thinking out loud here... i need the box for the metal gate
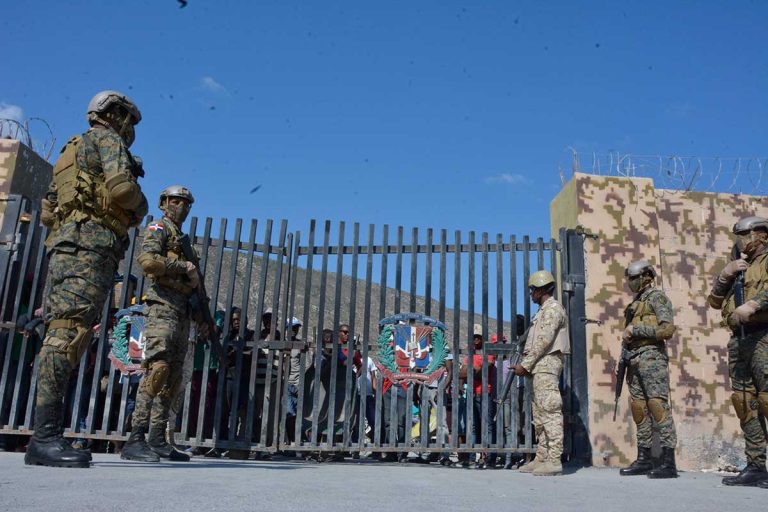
[0,197,588,461]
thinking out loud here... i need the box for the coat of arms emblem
[373,313,448,391]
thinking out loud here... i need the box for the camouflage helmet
[158,185,194,208]
[625,259,656,278]
[86,90,141,124]
[528,270,555,288]
[732,216,768,235]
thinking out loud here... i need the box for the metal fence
[0,199,588,460]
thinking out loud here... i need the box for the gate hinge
[562,274,585,292]
[574,225,599,239]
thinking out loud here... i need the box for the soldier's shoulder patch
[147,222,165,232]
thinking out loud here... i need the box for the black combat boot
[121,428,160,462]
[619,446,653,476]
[147,428,190,462]
[647,447,678,479]
[25,406,90,468]
[722,463,768,486]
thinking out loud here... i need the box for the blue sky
[2,0,767,243]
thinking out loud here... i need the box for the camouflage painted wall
[0,139,51,225]
[551,172,768,470]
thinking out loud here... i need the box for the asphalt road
[0,453,765,512]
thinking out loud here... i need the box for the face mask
[163,200,191,225]
[736,231,767,259]
[628,276,643,293]
[120,121,136,148]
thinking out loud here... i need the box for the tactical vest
[624,289,666,349]
[50,135,133,238]
[722,252,768,327]
[528,299,570,355]
[153,220,195,297]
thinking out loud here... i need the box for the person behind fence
[619,260,679,479]
[458,326,496,469]
[512,270,568,476]
[121,185,203,463]
[26,91,146,469]
[708,216,768,488]
[286,317,303,444]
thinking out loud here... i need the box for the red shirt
[464,354,496,394]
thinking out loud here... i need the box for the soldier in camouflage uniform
[709,216,768,488]
[26,91,147,468]
[121,186,202,463]
[512,270,569,476]
[619,260,678,479]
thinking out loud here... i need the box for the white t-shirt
[355,357,377,396]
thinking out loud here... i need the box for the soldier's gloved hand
[730,300,760,327]
[720,259,749,281]
[185,261,200,288]
[622,326,634,343]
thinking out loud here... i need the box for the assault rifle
[492,327,530,421]
[178,234,226,367]
[734,269,746,340]
[613,347,630,421]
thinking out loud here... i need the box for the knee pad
[731,391,758,423]
[758,392,768,418]
[630,399,647,425]
[144,361,170,398]
[647,398,669,423]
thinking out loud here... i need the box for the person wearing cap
[512,270,569,476]
[709,216,768,487]
[286,317,304,444]
[619,260,678,479]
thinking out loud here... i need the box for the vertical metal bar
[99,227,138,433]
[495,233,505,450]
[276,232,295,449]
[179,218,199,441]
[246,219,273,446]
[425,229,433,317]
[7,211,42,428]
[537,236,544,272]
[260,220,287,449]
[480,232,489,448]
[212,219,241,445]
[358,224,374,451]
[451,230,461,449]
[14,219,47,430]
[296,221,316,447]
[310,221,331,446]
[522,235,533,450]
[24,225,50,429]
[206,217,228,443]
[378,226,389,323]
[374,225,388,450]
[465,231,475,449]
[343,223,359,448]
[325,222,344,449]
[409,227,418,313]
[394,226,403,314]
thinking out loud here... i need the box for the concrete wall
[551,172,768,470]
[0,139,52,224]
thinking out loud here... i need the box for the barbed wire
[0,117,56,161]
[565,149,768,195]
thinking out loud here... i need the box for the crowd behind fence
[0,207,581,465]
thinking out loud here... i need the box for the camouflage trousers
[531,353,564,463]
[728,329,768,466]
[627,347,677,449]
[131,300,190,435]
[35,246,117,435]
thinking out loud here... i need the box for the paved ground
[0,453,765,512]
